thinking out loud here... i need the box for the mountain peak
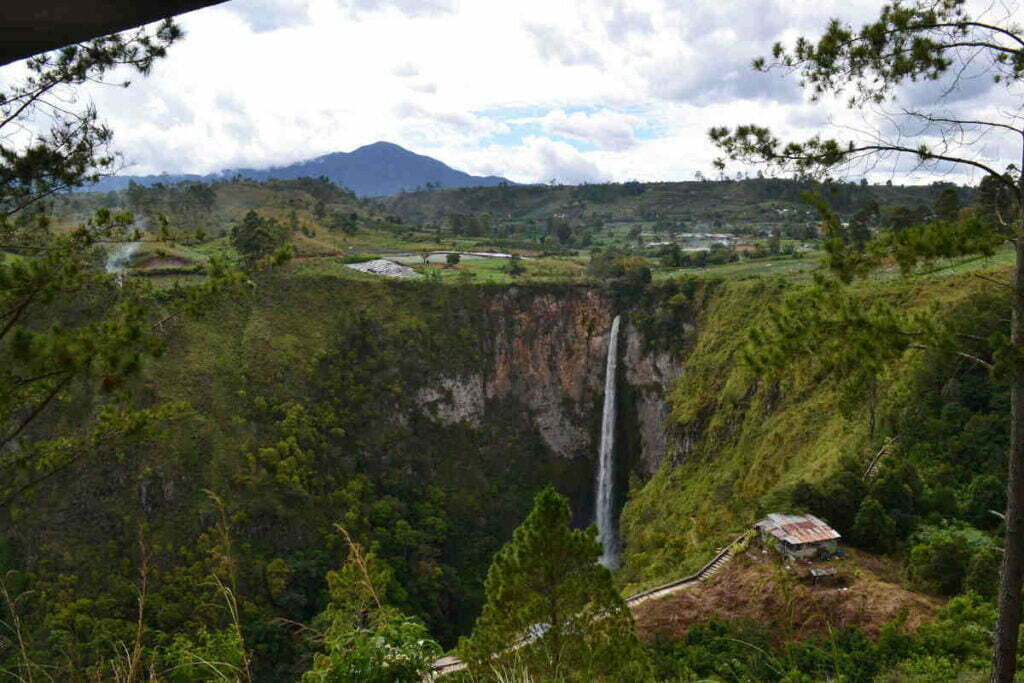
[86,141,514,197]
[355,141,409,153]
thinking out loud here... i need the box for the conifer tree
[709,2,1024,678]
[0,23,251,509]
[457,486,649,681]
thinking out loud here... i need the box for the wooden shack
[755,513,840,560]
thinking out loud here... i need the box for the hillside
[85,141,513,197]
[374,176,975,236]
[54,174,991,293]
[633,548,940,643]
[3,250,1011,679]
[5,173,1014,680]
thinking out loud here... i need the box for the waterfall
[596,315,621,569]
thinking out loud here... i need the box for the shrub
[851,497,900,553]
[908,524,994,596]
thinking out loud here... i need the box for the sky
[2,0,1021,185]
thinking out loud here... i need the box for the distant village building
[755,513,840,560]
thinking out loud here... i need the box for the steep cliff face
[623,321,686,474]
[415,286,683,471]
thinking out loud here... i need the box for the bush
[231,210,288,265]
[961,474,1005,530]
[908,524,994,596]
[851,497,900,553]
[964,545,1001,599]
[504,254,525,277]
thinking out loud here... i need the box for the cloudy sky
[4,0,1021,185]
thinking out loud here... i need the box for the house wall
[783,539,838,559]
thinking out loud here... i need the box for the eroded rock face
[415,287,684,472]
[623,322,686,474]
[486,287,612,459]
[416,376,487,427]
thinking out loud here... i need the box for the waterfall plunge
[596,315,621,569]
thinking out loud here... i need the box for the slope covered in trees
[1,253,1016,679]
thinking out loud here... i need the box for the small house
[755,513,840,560]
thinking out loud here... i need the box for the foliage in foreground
[301,529,441,682]
[648,594,1000,683]
[458,487,650,681]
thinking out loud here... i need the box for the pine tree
[457,487,649,681]
[0,23,254,511]
[935,187,962,222]
[230,210,289,268]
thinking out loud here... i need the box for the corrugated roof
[755,513,841,545]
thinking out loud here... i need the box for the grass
[618,267,1001,592]
[655,252,824,283]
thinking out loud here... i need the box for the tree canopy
[457,486,648,680]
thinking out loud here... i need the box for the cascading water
[596,314,621,569]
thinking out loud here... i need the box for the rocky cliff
[414,286,683,474]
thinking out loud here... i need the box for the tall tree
[935,186,962,222]
[847,198,880,249]
[457,487,648,681]
[0,22,195,509]
[230,210,290,268]
[0,24,256,511]
[709,2,1024,678]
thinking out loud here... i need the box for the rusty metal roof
[755,513,841,545]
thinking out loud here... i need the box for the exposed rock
[624,322,684,474]
[414,288,684,472]
[486,288,611,459]
[416,375,486,426]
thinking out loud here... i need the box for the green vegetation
[647,595,1001,682]
[8,3,1024,676]
[1,276,611,679]
[302,529,441,682]
[711,0,1024,674]
[457,487,648,681]
[230,209,293,268]
[48,164,989,292]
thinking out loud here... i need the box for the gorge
[3,264,1006,679]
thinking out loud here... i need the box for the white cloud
[343,0,457,18]
[1,0,1016,184]
[532,109,643,151]
[393,101,510,139]
[228,0,311,31]
[392,62,419,77]
[524,23,604,68]
[451,137,609,185]
[605,1,653,42]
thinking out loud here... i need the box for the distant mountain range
[86,141,513,197]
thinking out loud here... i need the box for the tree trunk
[992,236,1024,682]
